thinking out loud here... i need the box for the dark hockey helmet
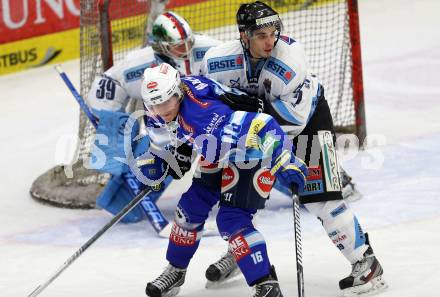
[236,1,283,37]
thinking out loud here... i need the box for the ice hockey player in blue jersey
[86,11,220,224]
[198,2,387,296]
[140,63,307,297]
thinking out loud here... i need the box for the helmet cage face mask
[151,12,195,60]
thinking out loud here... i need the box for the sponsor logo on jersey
[204,112,226,134]
[229,234,251,261]
[279,35,295,45]
[221,165,239,193]
[181,82,210,108]
[253,168,275,198]
[245,118,267,149]
[302,180,324,196]
[207,54,244,73]
[330,203,347,218]
[260,133,280,155]
[264,57,295,85]
[123,61,157,82]
[193,46,210,62]
[178,115,194,134]
[170,223,198,246]
[307,166,322,181]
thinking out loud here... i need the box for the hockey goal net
[30,0,365,208]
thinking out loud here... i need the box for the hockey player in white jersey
[199,2,387,296]
[86,11,220,223]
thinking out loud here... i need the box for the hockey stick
[27,187,153,297]
[54,65,170,235]
[293,195,305,297]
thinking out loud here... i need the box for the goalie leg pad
[304,200,368,263]
[96,175,144,223]
[217,206,271,286]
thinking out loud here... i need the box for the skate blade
[342,185,363,202]
[341,275,388,297]
[161,286,181,297]
[205,268,242,289]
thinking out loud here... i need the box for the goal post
[30,0,366,208]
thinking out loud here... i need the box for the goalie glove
[219,92,265,113]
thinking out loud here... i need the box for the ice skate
[339,235,388,297]
[341,170,363,202]
[146,264,186,297]
[205,250,241,288]
[252,266,283,297]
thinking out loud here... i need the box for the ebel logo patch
[264,57,295,84]
[279,35,295,45]
[123,61,157,82]
[208,54,244,73]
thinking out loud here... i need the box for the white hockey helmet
[141,63,183,111]
[151,11,195,59]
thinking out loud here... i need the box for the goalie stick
[27,187,153,297]
[54,65,170,236]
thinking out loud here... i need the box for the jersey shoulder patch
[264,56,296,85]
[279,35,296,45]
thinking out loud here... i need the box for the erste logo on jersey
[264,57,295,85]
[193,46,210,62]
[207,54,244,73]
[123,61,157,82]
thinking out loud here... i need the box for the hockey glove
[166,142,194,179]
[275,156,308,195]
[219,92,265,113]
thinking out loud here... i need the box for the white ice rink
[1,0,439,296]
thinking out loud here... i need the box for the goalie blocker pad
[293,97,343,204]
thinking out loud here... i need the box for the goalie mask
[141,63,183,126]
[151,11,195,60]
[236,1,283,48]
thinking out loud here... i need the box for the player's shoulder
[191,34,221,62]
[264,35,308,84]
[272,35,307,66]
[193,33,221,47]
[107,46,157,83]
[203,40,242,58]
